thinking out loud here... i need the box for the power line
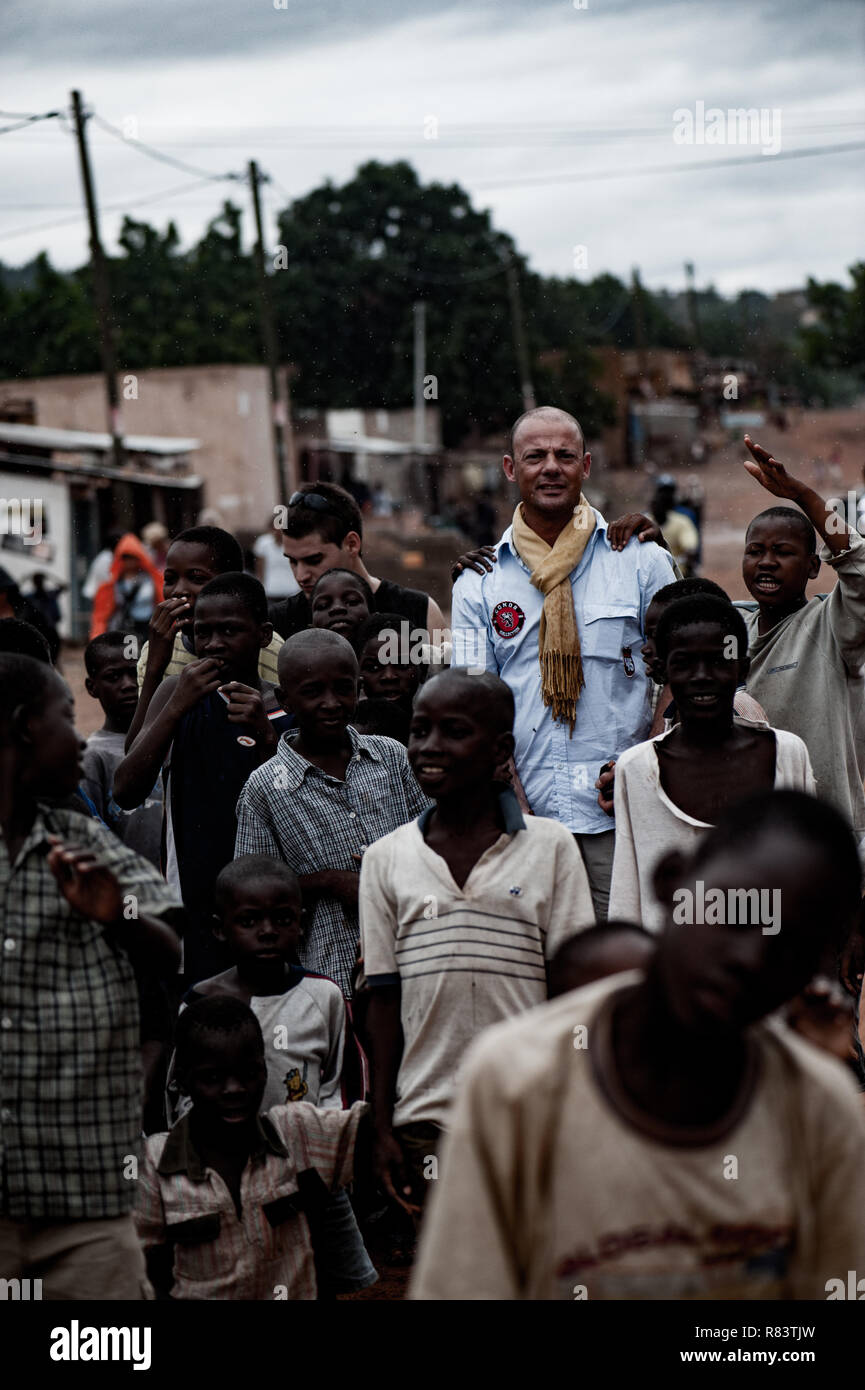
[0,109,61,136]
[0,176,219,244]
[89,111,244,183]
[474,139,865,191]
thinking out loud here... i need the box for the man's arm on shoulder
[450,569,498,674]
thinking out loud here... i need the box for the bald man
[450,406,676,919]
[234,628,429,995]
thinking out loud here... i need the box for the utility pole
[504,258,536,413]
[249,160,290,504]
[684,261,701,350]
[413,301,426,449]
[70,90,123,471]
[631,267,648,380]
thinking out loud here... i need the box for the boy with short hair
[116,573,292,982]
[412,790,865,1300]
[609,594,814,929]
[356,611,424,711]
[360,668,594,1221]
[547,921,654,998]
[129,525,285,749]
[135,997,368,1300]
[310,568,373,647]
[235,628,429,998]
[739,434,865,843]
[0,653,181,1299]
[81,631,163,865]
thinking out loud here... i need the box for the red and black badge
[492,601,526,639]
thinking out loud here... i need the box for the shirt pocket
[580,602,643,663]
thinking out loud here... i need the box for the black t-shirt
[269,577,430,641]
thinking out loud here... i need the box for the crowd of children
[3,423,865,1304]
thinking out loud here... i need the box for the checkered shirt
[234,728,430,996]
[0,805,181,1220]
[135,1102,366,1300]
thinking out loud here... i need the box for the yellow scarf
[511,499,596,734]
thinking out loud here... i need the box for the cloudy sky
[1,0,863,295]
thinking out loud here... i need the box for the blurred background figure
[23,571,67,657]
[0,567,60,662]
[253,517,301,601]
[142,521,170,574]
[81,527,124,603]
[651,475,700,576]
[89,532,164,640]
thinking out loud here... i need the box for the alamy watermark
[672,102,782,157]
[673,880,780,935]
[0,497,43,545]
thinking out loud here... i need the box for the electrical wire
[89,111,244,183]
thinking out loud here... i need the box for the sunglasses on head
[288,491,339,516]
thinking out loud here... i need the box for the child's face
[311,574,371,642]
[119,552,142,578]
[181,1029,267,1131]
[359,634,420,703]
[281,647,358,741]
[85,652,139,728]
[193,595,269,680]
[641,598,664,680]
[408,681,510,799]
[163,542,221,634]
[742,517,818,608]
[662,622,741,724]
[217,879,302,963]
[655,832,834,1037]
[23,675,86,798]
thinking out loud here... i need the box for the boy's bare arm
[125,597,192,752]
[743,434,851,557]
[115,660,222,809]
[365,983,419,1215]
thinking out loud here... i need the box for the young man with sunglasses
[268,483,447,645]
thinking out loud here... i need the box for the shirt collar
[275,723,382,790]
[157,1110,288,1179]
[416,785,526,836]
[499,507,608,562]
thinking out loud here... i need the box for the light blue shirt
[450,511,676,835]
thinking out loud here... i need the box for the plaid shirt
[135,1102,366,1300]
[0,805,181,1220]
[235,728,430,995]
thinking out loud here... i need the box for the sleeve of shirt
[317,986,347,1109]
[72,814,180,919]
[279,1100,367,1192]
[774,730,817,796]
[608,755,644,926]
[358,839,400,984]
[450,572,499,674]
[79,746,111,824]
[397,748,432,818]
[543,826,595,957]
[637,542,679,630]
[819,529,865,670]
[133,1141,168,1249]
[234,779,283,859]
[799,1063,865,1297]
[410,1032,522,1300]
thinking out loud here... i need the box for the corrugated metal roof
[0,422,201,455]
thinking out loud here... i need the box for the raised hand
[742,436,805,501]
[46,837,123,924]
[218,682,277,748]
[146,595,192,671]
[169,658,224,715]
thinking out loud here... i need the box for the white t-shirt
[609,727,816,930]
[411,973,865,1300]
[254,532,300,599]
[359,804,594,1127]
